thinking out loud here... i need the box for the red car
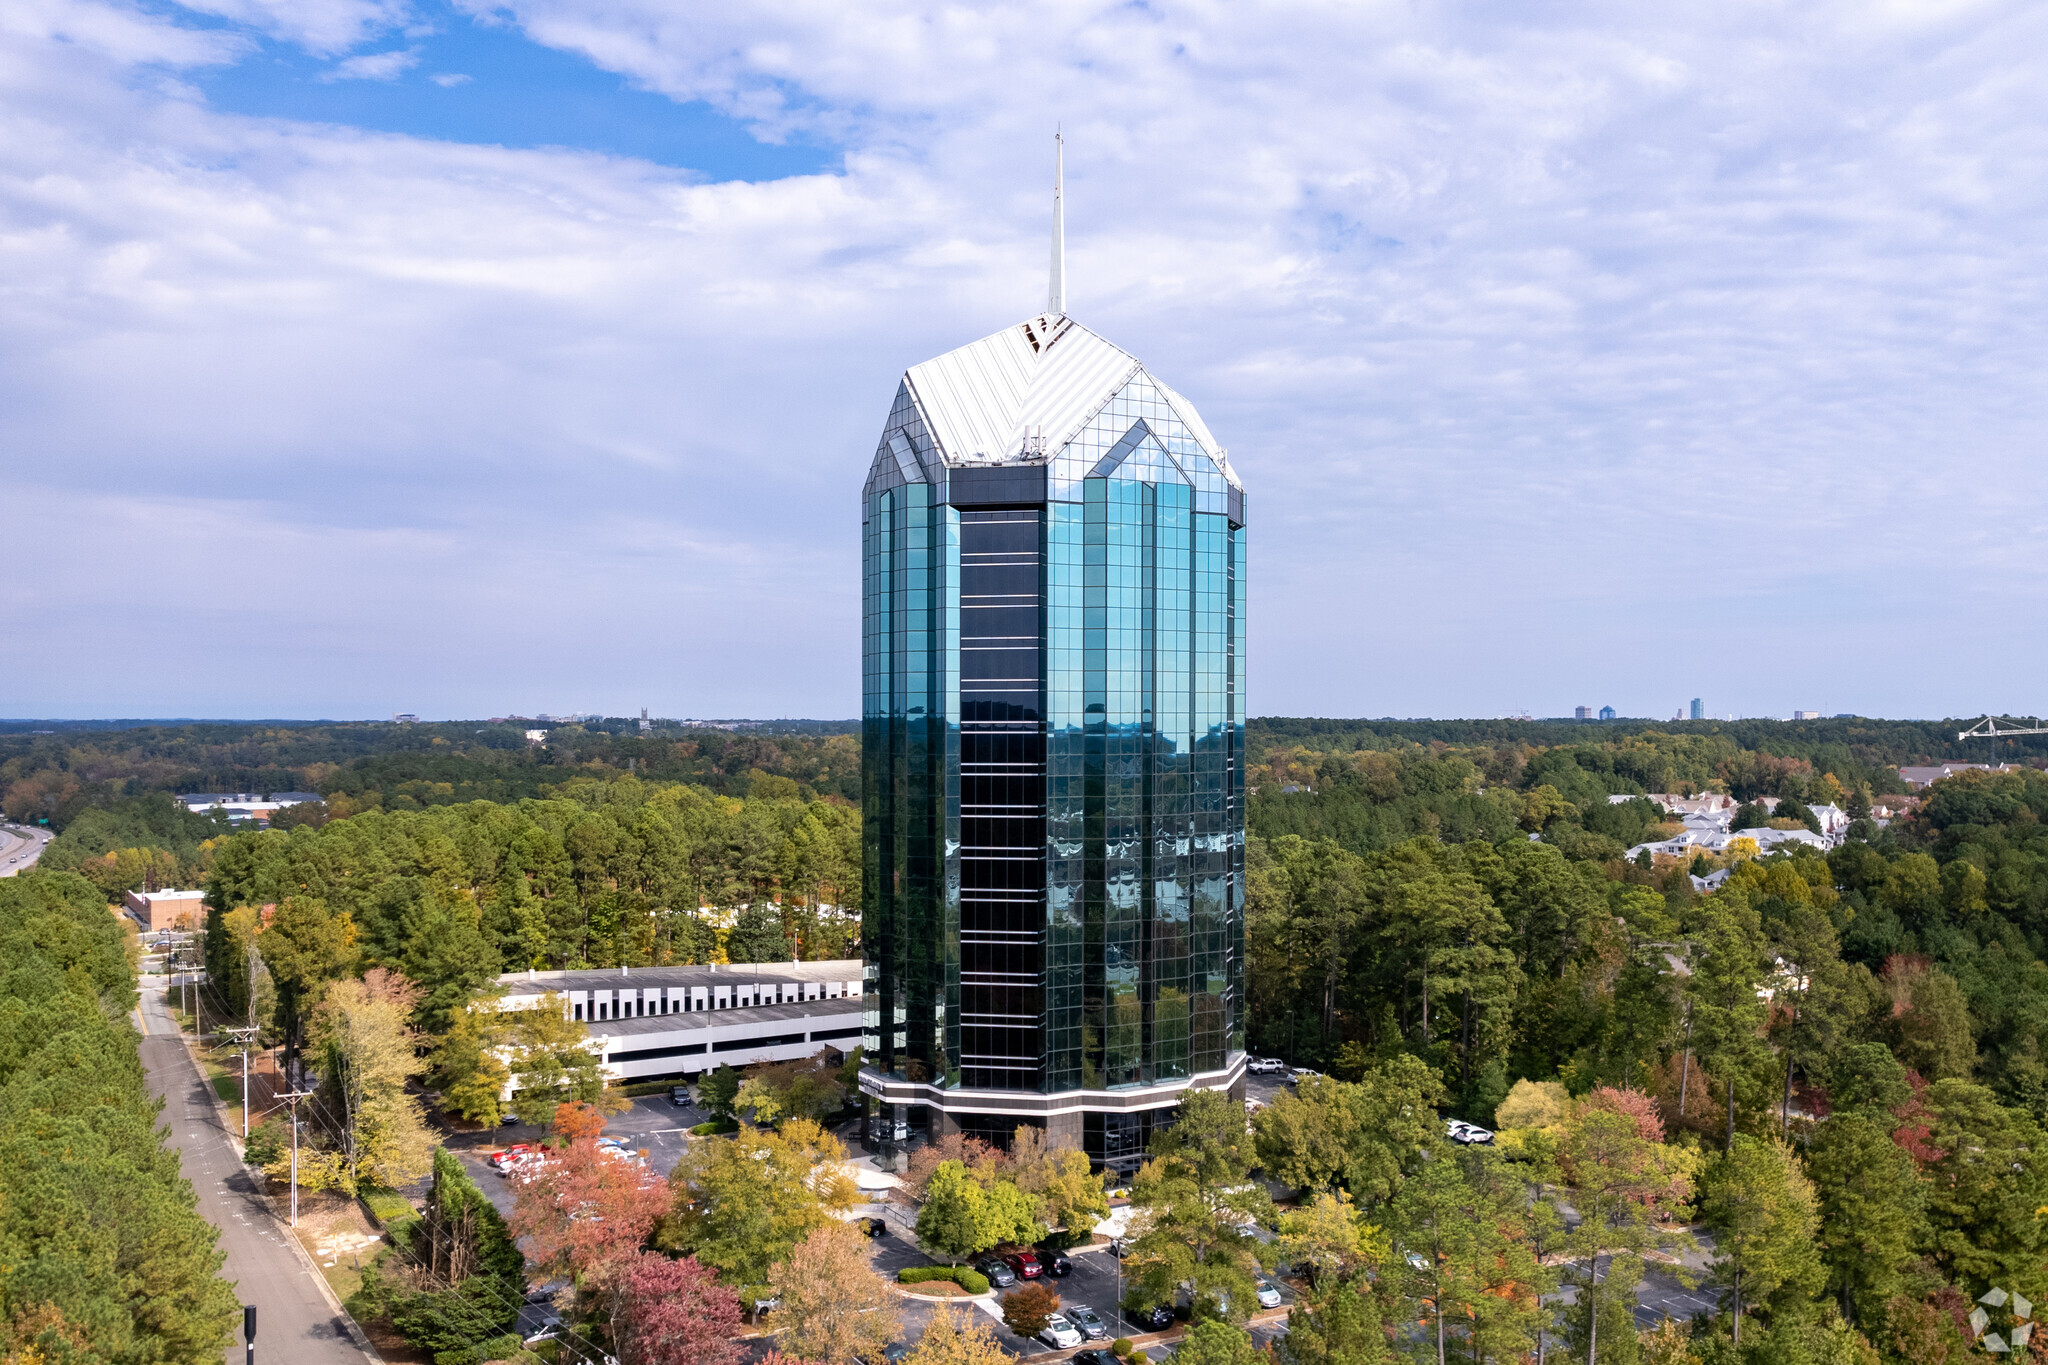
[1002,1251,1043,1279]
[488,1144,533,1172]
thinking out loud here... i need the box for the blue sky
[4,0,2048,722]
[152,0,832,178]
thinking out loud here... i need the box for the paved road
[137,985,374,1365]
[0,823,51,877]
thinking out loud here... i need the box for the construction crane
[1958,716,2048,742]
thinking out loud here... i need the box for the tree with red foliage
[1582,1086,1664,1143]
[1000,1281,1061,1337]
[618,1252,743,1365]
[510,1122,674,1300]
[554,1101,609,1142]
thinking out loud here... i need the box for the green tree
[1176,1319,1261,1365]
[1390,1151,1547,1365]
[1272,1274,1394,1365]
[0,871,241,1365]
[1699,1136,1824,1348]
[257,894,357,1063]
[1826,1043,1910,1117]
[397,890,502,1033]
[1273,1190,1379,1284]
[432,994,511,1126]
[1683,897,1771,1150]
[698,1064,742,1122]
[660,1119,858,1286]
[913,1161,1038,1263]
[1801,1114,1923,1328]
[1384,867,1521,1101]
[1883,963,1975,1081]
[1125,1088,1270,1325]
[1555,1106,1693,1365]
[1917,1079,2048,1299]
[916,1161,989,1264]
[505,992,617,1123]
[1252,1057,1446,1203]
[732,1055,846,1125]
[727,901,792,963]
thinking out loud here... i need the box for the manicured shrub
[433,1333,523,1365]
[896,1266,990,1294]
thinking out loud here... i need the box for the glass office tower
[860,311,1246,1170]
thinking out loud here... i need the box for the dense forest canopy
[12,712,2048,1362]
[6,712,2040,836]
[0,718,862,828]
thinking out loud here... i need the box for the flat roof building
[123,888,205,933]
[495,961,864,1084]
[179,793,320,824]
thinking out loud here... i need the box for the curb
[170,1005,384,1365]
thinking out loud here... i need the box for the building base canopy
[857,1056,1246,1172]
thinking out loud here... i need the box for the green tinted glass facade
[862,348,1245,1151]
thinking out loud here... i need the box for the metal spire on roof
[1049,128,1066,317]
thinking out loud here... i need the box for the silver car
[1255,1279,1283,1309]
[1067,1305,1110,1340]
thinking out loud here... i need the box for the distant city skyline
[6,3,2048,721]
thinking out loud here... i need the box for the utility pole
[280,1090,314,1226]
[222,1026,259,1141]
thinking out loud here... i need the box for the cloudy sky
[3,0,2044,722]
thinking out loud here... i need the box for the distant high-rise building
[1598,705,1616,721]
[1689,698,1704,720]
[639,707,651,733]
[1574,705,1592,720]
[859,135,1247,1167]
[1792,710,1821,721]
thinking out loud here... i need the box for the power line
[173,964,623,1362]
[293,1079,623,1365]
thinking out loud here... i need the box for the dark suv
[1034,1243,1073,1276]
[1126,1303,1174,1331]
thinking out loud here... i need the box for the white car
[1445,1120,1495,1146]
[1038,1315,1084,1349]
[1255,1279,1284,1309]
[1245,1057,1288,1075]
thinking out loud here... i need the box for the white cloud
[321,45,421,80]
[172,0,413,57]
[4,0,2048,718]
[430,71,472,86]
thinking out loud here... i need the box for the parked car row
[971,1241,1074,1287]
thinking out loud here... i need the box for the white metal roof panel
[897,313,1238,491]
[903,315,1132,465]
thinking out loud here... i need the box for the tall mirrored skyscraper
[859,143,1247,1169]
